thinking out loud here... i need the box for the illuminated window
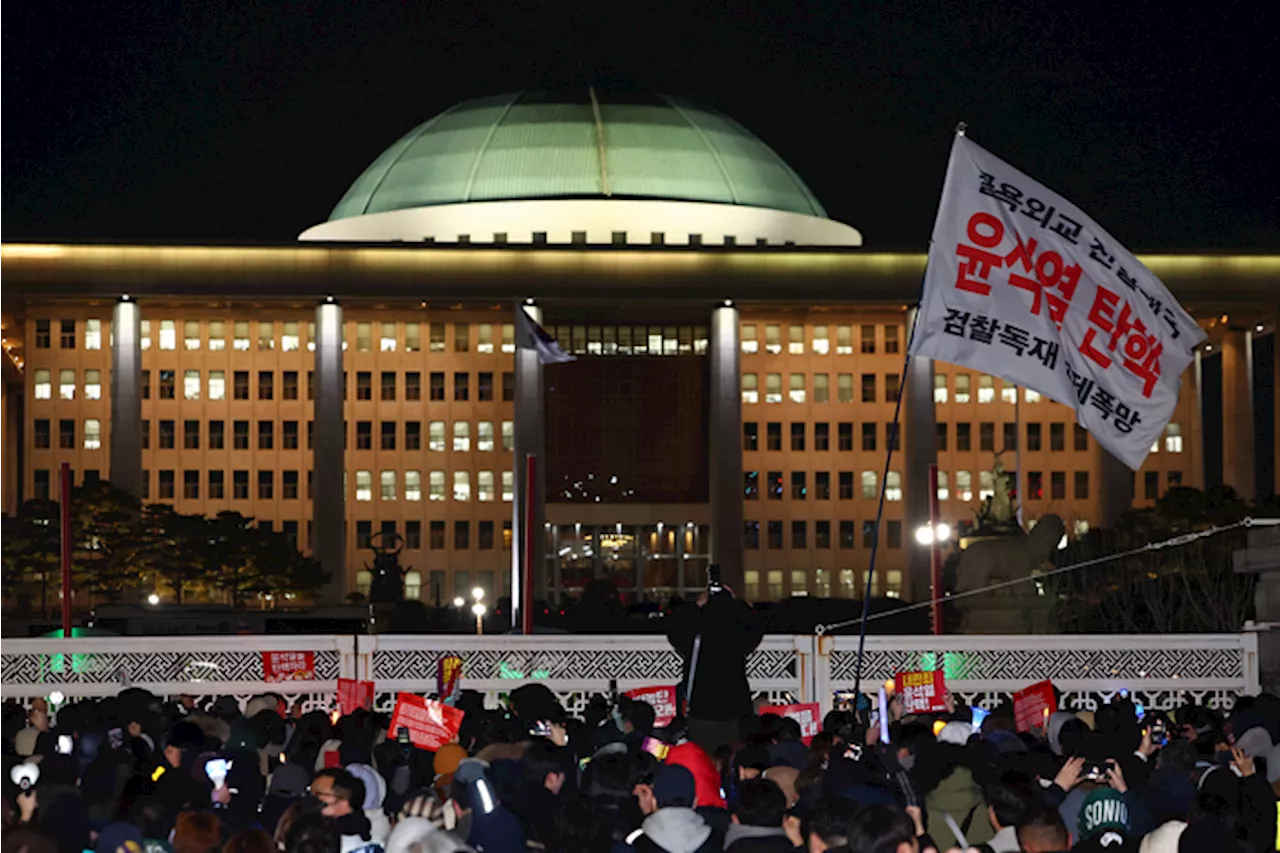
[955,373,971,403]
[789,374,806,403]
[741,324,758,353]
[742,373,759,404]
[453,421,470,452]
[840,569,856,597]
[502,420,514,451]
[182,370,200,401]
[999,380,1016,403]
[233,321,250,351]
[1073,519,1090,537]
[814,373,829,403]
[84,419,102,450]
[83,369,102,400]
[282,321,300,352]
[836,324,853,355]
[477,323,494,353]
[34,369,52,399]
[356,322,372,352]
[838,374,853,403]
[766,570,783,600]
[208,320,225,351]
[380,322,396,352]
[979,470,995,500]
[886,569,903,598]
[933,374,948,403]
[478,421,495,452]
[861,470,877,499]
[745,570,761,600]
[430,323,445,352]
[789,325,805,354]
[978,374,995,403]
[502,470,514,501]
[403,570,422,601]
[355,470,372,502]
[140,320,152,350]
[1025,388,1041,403]
[158,320,176,350]
[60,369,76,400]
[181,320,199,351]
[429,421,445,452]
[790,569,808,596]
[765,373,782,404]
[453,471,471,501]
[813,325,829,355]
[1165,423,1183,453]
[501,323,515,354]
[478,470,495,502]
[258,321,274,350]
[937,470,949,500]
[429,470,445,501]
[405,470,422,501]
[379,470,397,501]
[885,471,902,501]
[765,324,781,354]
[956,470,973,501]
[405,322,421,352]
[84,319,102,350]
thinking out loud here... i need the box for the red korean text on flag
[910,135,1205,470]
[337,678,375,716]
[894,670,949,714]
[263,651,316,683]
[387,693,465,751]
[624,686,679,728]
[758,703,821,745]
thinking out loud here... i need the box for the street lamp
[452,596,465,608]
[147,593,160,606]
[913,523,951,546]
[471,602,487,635]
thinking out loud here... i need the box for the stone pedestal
[956,592,1056,634]
[1234,524,1280,692]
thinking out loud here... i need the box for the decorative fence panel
[0,632,1260,714]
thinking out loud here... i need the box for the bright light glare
[1058,534,1068,550]
[453,597,465,608]
[915,526,934,546]
[471,603,487,617]
[936,523,951,541]
[471,587,485,600]
[49,691,65,705]
[147,593,160,606]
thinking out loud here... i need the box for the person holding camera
[665,565,764,755]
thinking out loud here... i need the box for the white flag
[514,307,576,365]
[911,135,1205,470]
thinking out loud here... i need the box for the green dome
[329,90,829,222]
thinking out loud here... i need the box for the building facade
[3,91,1277,608]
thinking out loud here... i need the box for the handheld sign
[624,686,678,728]
[758,703,821,745]
[387,693,465,751]
[1013,680,1058,733]
[894,671,949,714]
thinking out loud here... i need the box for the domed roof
[328,90,829,222]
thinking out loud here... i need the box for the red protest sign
[894,670,948,713]
[337,678,375,715]
[437,655,463,704]
[388,693,465,751]
[1013,680,1057,733]
[263,651,316,682]
[758,703,821,745]
[624,686,678,728]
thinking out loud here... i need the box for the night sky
[5,1,1277,249]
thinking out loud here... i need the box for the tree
[2,500,61,614]
[71,481,145,601]
[134,504,213,604]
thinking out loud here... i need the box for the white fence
[0,633,1259,716]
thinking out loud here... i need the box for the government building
[3,90,1277,608]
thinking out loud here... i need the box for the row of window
[356,567,504,604]
[742,372,901,404]
[32,368,516,404]
[740,323,901,356]
[34,318,518,355]
[743,469,1093,502]
[745,519,906,550]
[744,568,903,600]
[934,374,1039,405]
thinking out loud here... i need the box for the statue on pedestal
[367,530,406,604]
[974,454,1019,536]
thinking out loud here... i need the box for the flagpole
[1014,385,1024,528]
[849,286,926,713]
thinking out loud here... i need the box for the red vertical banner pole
[59,462,73,638]
[522,453,536,635]
[928,463,943,636]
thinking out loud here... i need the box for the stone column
[1221,329,1256,501]
[709,304,744,595]
[513,303,547,610]
[109,298,143,501]
[902,308,937,603]
[314,299,346,601]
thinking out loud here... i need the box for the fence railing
[0,632,1259,716]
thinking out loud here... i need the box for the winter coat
[627,807,718,853]
[665,595,763,722]
[924,765,995,851]
[722,823,797,853]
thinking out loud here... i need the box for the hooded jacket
[629,807,718,853]
[924,765,995,851]
[722,823,795,853]
[346,763,391,846]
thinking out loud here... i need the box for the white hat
[937,721,975,745]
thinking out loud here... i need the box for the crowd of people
[1,590,1278,853]
[3,677,1280,853]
